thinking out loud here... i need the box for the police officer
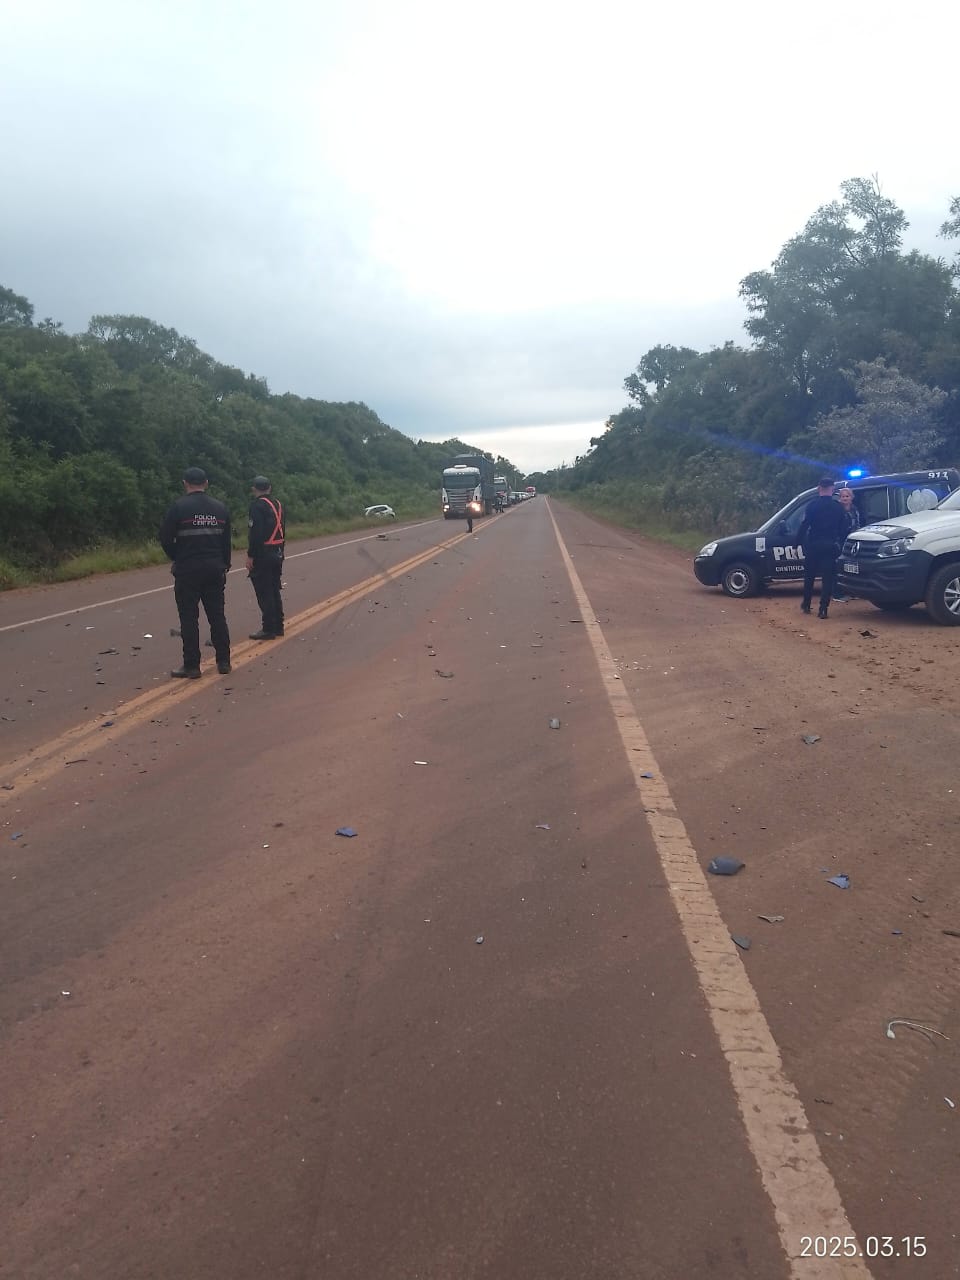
[247,476,285,639]
[798,476,847,619]
[159,466,232,678]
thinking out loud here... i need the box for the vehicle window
[856,487,889,524]
[782,502,809,538]
[894,483,952,516]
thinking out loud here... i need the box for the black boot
[800,602,811,614]
[171,666,201,679]
[818,605,829,619]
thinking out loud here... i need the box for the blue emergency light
[847,468,864,478]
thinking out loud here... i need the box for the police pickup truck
[835,474,960,624]
[694,470,960,598]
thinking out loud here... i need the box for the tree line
[537,179,960,535]
[0,297,510,581]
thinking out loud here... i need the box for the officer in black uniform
[159,466,232,677]
[797,476,847,618]
[246,476,285,639]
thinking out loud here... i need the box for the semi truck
[494,475,510,511]
[442,454,495,519]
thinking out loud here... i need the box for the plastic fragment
[946,1098,956,1108]
[143,633,153,639]
[549,718,561,729]
[414,760,428,766]
[892,929,903,936]
[731,934,752,950]
[475,935,484,945]
[885,1019,949,1043]
[435,669,455,678]
[942,929,960,938]
[535,823,551,830]
[640,772,654,779]
[827,874,850,889]
[708,857,744,876]
[802,734,821,745]
[11,832,24,841]
[336,827,358,838]
[101,720,115,728]
[757,914,784,924]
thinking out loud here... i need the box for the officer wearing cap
[797,476,847,618]
[246,476,285,639]
[159,467,232,677]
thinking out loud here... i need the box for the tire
[870,600,913,612]
[924,562,960,625]
[720,562,761,598]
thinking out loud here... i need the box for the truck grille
[843,539,882,561]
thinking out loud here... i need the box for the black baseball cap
[251,475,271,490]
[818,476,836,488]
[183,466,208,485]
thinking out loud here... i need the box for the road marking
[547,500,871,1280]
[0,524,470,802]
[0,521,440,635]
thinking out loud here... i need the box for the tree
[0,285,34,328]
[793,359,947,474]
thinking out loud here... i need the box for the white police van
[694,470,960,598]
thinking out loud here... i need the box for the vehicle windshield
[758,495,812,535]
[443,470,480,487]
[937,487,960,511]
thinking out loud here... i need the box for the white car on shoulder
[364,504,396,520]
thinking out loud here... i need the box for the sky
[1,0,956,472]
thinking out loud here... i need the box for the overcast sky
[1,0,956,471]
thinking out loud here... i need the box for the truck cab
[694,471,960,598]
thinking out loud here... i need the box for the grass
[555,490,709,553]
[2,499,442,591]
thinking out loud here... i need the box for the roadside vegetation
[529,180,960,541]
[0,295,513,588]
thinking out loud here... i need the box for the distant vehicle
[494,475,510,511]
[509,491,522,505]
[694,470,960,598]
[364,504,396,520]
[525,485,536,496]
[442,454,495,519]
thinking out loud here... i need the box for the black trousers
[174,565,230,669]
[802,542,838,608]
[250,557,284,635]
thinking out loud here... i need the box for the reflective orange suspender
[259,497,284,546]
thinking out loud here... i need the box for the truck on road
[442,454,495,519]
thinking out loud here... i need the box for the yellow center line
[0,526,478,802]
[547,499,871,1280]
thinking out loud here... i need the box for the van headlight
[698,541,718,557]
[877,536,915,558]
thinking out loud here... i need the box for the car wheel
[720,562,760,598]
[924,562,960,625]
[870,600,913,612]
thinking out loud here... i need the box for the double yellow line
[0,526,476,804]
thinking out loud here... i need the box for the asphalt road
[1,500,957,1279]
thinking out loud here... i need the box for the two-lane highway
[2,499,957,1278]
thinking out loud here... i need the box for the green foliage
[573,178,960,541]
[0,301,520,579]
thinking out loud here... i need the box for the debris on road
[731,934,752,950]
[65,759,87,766]
[708,857,744,876]
[802,734,821,745]
[414,760,428,766]
[535,823,551,830]
[475,935,484,945]
[757,914,784,924]
[100,720,115,728]
[336,827,358,838]
[435,669,455,678]
[98,648,119,655]
[885,1019,949,1044]
[640,772,654,779]
[170,628,181,637]
[11,832,24,841]
[946,1098,956,1109]
[912,894,925,903]
[942,929,960,938]
[549,718,561,729]
[827,874,850,889]
[143,633,153,639]
[860,629,876,637]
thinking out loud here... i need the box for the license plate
[843,562,859,574]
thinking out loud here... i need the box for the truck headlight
[877,536,915,558]
[698,541,718,557]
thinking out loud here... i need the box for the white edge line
[547,499,872,1280]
